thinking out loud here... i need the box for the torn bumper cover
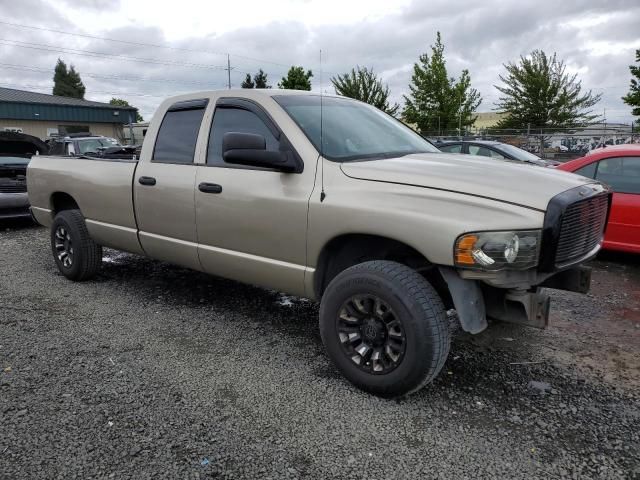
[439,265,592,333]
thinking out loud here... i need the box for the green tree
[495,50,601,129]
[331,66,399,115]
[52,58,86,99]
[278,66,313,90]
[241,73,255,89]
[254,69,270,89]
[403,32,481,135]
[109,98,143,122]
[622,49,640,125]
[241,69,271,89]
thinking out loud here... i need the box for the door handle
[198,182,223,194]
[138,176,156,186]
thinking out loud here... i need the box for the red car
[556,145,640,253]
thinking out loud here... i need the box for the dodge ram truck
[27,90,611,397]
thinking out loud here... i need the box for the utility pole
[603,108,607,146]
[458,98,462,139]
[226,54,232,89]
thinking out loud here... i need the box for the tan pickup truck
[28,89,610,397]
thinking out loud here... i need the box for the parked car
[28,90,610,397]
[47,134,121,156]
[556,145,640,253]
[437,140,560,167]
[0,131,48,219]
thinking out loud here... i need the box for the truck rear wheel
[50,209,102,281]
[319,260,450,397]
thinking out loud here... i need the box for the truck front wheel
[50,209,102,281]
[319,260,450,397]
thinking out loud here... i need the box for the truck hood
[340,152,596,211]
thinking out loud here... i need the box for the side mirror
[222,132,298,172]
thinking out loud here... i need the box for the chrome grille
[0,183,27,193]
[555,194,609,265]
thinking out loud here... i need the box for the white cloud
[1,0,639,122]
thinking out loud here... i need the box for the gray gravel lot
[1,220,639,479]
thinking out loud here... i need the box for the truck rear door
[133,99,208,271]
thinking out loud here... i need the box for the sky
[0,0,638,123]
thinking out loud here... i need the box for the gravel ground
[1,220,639,479]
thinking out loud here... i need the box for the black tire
[319,260,450,397]
[50,209,102,281]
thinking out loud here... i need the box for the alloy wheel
[336,295,406,374]
[54,226,74,268]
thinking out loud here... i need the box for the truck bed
[27,155,145,255]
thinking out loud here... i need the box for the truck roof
[158,89,343,107]
[178,88,337,98]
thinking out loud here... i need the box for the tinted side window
[153,108,205,164]
[439,144,462,153]
[574,162,597,178]
[207,107,279,166]
[468,145,503,158]
[488,149,505,159]
[595,156,640,194]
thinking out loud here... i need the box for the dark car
[0,132,48,219]
[47,133,121,156]
[437,140,559,167]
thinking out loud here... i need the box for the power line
[0,20,229,57]
[0,39,306,84]
[0,82,184,99]
[0,62,221,87]
[0,39,228,70]
[0,20,316,71]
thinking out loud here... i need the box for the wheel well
[50,192,79,214]
[314,234,452,307]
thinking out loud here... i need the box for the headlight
[454,230,541,271]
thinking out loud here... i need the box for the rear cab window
[153,99,208,164]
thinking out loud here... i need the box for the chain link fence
[425,123,639,161]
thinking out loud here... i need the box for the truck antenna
[320,48,326,202]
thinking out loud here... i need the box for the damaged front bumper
[439,265,592,333]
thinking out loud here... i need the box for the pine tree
[52,58,86,99]
[403,32,481,134]
[241,74,255,89]
[622,49,640,125]
[495,50,601,129]
[278,66,313,90]
[332,66,399,115]
[254,69,270,89]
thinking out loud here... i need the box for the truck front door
[134,99,208,271]
[194,98,315,296]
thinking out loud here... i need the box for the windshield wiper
[340,150,434,163]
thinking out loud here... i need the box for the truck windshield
[497,143,542,162]
[77,138,121,154]
[274,95,439,161]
